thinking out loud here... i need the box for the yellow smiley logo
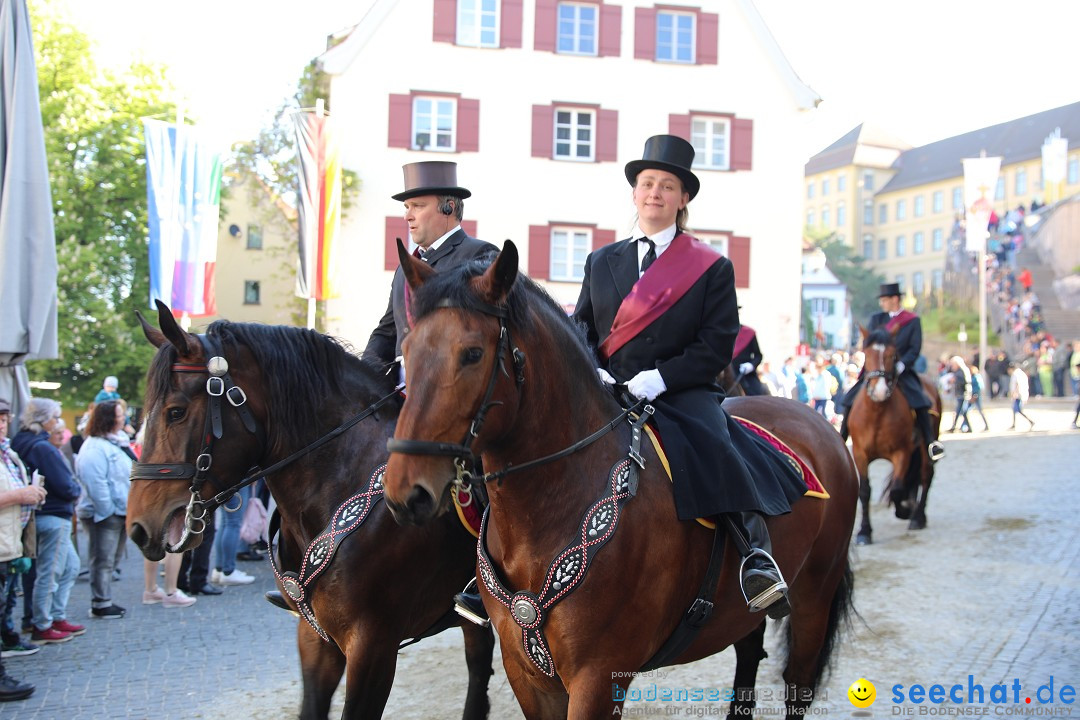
[848,678,876,708]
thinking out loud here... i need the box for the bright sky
[55,0,1080,159]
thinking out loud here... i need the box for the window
[895,274,905,292]
[836,201,846,227]
[821,206,830,227]
[457,0,499,47]
[1015,167,1027,196]
[1069,157,1079,184]
[995,177,1004,200]
[863,200,873,225]
[896,235,906,257]
[807,182,815,199]
[878,238,887,260]
[811,297,835,315]
[412,96,456,151]
[863,172,874,192]
[879,203,887,224]
[913,271,925,296]
[896,199,907,220]
[691,117,730,170]
[862,234,873,259]
[656,11,694,63]
[932,269,944,291]
[243,281,260,305]
[806,209,815,227]
[822,178,831,196]
[913,231,924,254]
[557,2,597,55]
[932,190,944,213]
[932,228,944,251]
[914,195,925,217]
[554,108,595,161]
[952,186,963,210]
[700,234,728,256]
[549,227,591,281]
[246,224,262,250]
[837,174,847,192]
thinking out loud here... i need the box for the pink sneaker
[31,626,71,644]
[142,587,167,605]
[162,589,196,609]
[51,619,86,636]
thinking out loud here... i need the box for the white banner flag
[962,157,1002,253]
[1041,132,1068,204]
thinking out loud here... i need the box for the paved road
[7,397,1078,719]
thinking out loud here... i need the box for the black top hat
[624,135,700,200]
[878,282,901,298]
[391,161,472,202]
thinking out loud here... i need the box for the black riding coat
[572,237,804,520]
[840,310,930,413]
[363,229,497,364]
[732,330,767,396]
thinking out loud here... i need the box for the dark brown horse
[126,302,494,720]
[383,242,858,719]
[848,325,942,545]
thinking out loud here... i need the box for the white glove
[739,362,754,375]
[627,369,667,401]
[895,361,906,375]
[395,356,407,388]
[596,368,616,384]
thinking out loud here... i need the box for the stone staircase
[1016,244,1080,343]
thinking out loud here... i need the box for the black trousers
[178,512,216,589]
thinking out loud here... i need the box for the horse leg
[502,658,569,720]
[297,622,346,720]
[460,621,496,720]
[727,620,768,720]
[339,632,397,720]
[890,452,912,521]
[909,449,934,531]
[854,452,872,545]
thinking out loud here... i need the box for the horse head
[859,324,900,403]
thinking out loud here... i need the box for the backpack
[239,496,269,544]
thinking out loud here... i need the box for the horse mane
[864,327,894,348]
[147,321,397,454]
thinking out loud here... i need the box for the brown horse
[126,302,494,720]
[848,325,942,545]
[382,242,858,719]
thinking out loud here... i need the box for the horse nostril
[405,486,435,525]
[129,523,148,549]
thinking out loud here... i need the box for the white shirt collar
[632,223,679,271]
[411,225,461,258]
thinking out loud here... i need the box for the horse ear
[858,324,869,341]
[152,300,201,357]
[478,240,518,304]
[137,309,166,348]
[397,238,436,290]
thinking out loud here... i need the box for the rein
[863,343,897,402]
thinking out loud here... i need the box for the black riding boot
[453,578,490,627]
[839,412,849,441]
[264,590,299,617]
[915,408,945,462]
[724,513,790,619]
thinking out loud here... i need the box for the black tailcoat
[839,310,930,413]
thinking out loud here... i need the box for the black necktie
[640,237,656,274]
[412,247,425,261]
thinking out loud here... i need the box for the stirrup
[927,441,945,462]
[453,579,490,628]
[738,549,789,614]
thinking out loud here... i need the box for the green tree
[25,2,176,409]
[808,230,887,333]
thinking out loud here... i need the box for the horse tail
[786,560,857,692]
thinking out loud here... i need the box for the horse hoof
[856,533,872,546]
[894,505,913,520]
[908,519,926,531]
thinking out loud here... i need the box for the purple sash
[886,310,917,333]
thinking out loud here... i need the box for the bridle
[386,296,646,493]
[131,332,400,547]
[863,342,897,402]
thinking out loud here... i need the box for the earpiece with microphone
[440,198,454,216]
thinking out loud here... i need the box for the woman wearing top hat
[572,135,808,619]
[837,282,945,462]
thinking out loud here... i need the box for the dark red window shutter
[599,3,622,57]
[697,12,718,65]
[432,0,457,44]
[593,228,616,251]
[596,108,618,162]
[388,94,413,149]
[531,104,554,158]
[534,0,558,52]
[668,113,691,141]
[457,98,480,152]
[385,217,410,271]
[730,117,754,171]
[528,224,551,279]
[462,220,478,238]
[501,0,523,48]
[729,235,750,289]
[634,7,655,60]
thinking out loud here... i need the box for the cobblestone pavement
[6,398,1078,719]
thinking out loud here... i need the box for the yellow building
[804,101,1080,303]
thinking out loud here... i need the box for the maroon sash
[732,325,756,359]
[885,310,917,333]
[598,234,722,362]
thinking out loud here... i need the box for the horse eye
[460,347,483,366]
[167,407,186,422]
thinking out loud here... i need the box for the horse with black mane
[383,242,858,719]
[125,302,494,720]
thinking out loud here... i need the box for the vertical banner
[962,156,1002,253]
[293,111,342,300]
[1041,131,1068,205]
[144,119,223,315]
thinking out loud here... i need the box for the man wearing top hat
[572,135,810,619]
[838,282,945,462]
[363,161,497,366]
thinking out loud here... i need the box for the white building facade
[318,0,818,365]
